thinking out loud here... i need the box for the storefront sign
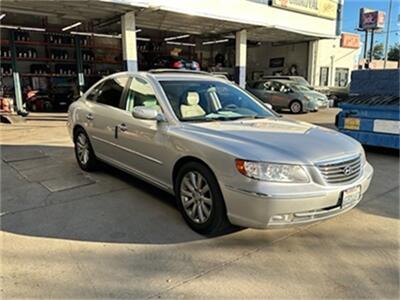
[340,33,360,49]
[359,9,385,30]
[271,0,338,20]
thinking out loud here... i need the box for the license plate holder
[344,118,360,130]
[341,185,361,207]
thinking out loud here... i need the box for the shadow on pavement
[1,144,244,245]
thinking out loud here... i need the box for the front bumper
[221,162,373,229]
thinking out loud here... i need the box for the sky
[342,0,400,50]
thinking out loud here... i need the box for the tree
[387,43,399,61]
[368,43,384,60]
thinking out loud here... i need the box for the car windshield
[290,83,310,92]
[160,80,274,122]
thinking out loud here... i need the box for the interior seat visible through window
[180,91,206,118]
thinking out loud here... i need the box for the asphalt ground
[1,109,399,299]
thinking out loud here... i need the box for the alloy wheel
[76,133,90,165]
[180,171,213,224]
[291,102,301,113]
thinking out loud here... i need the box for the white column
[307,40,318,86]
[121,12,138,72]
[235,29,247,88]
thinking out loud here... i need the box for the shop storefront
[1,0,346,113]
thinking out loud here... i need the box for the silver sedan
[247,79,329,113]
[68,70,373,235]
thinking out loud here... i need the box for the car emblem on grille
[343,165,353,176]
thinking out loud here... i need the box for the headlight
[235,159,310,183]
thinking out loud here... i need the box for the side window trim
[119,76,133,110]
[86,81,104,102]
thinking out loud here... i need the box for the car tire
[175,162,231,235]
[74,128,98,172]
[290,100,303,114]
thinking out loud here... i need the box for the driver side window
[125,77,161,113]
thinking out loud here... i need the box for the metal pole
[369,30,375,63]
[363,30,368,59]
[383,0,393,69]
[74,36,85,95]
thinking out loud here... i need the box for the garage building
[0,0,359,112]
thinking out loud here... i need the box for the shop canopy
[0,0,332,42]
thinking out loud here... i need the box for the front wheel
[290,100,303,114]
[175,162,231,235]
[74,128,98,171]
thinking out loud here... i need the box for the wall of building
[358,59,399,70]
[246,42,309,80]
[311,38,361,87]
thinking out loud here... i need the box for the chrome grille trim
[316,155,362,184]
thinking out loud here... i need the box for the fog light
[269,213,293,223]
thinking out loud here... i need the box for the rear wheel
[290,100,303,114]
[74,128,98,171]
[175,162,231,235]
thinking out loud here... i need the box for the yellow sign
[272,0,338,20]
[344,118,360,130]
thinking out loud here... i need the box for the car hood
[181,118,361,164]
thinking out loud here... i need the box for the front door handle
[118,123,127,132]
[86,113,94,120]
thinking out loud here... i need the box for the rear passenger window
[96,76,129,108]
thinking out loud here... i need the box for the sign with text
[359,9,385,30]
[341,33,360,49]
[271,0,338,20]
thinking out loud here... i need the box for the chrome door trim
[92,135,163,165]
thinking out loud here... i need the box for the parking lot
[1,109,399,299]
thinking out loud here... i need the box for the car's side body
[68,71,373,230]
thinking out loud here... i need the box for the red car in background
[151,56,200,70]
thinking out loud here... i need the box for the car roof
[257,79,293,84]
[146,69,222,81]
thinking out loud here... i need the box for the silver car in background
[247,79,329,113]
[68,70,373,235]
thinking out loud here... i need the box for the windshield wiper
[223,115,267,121]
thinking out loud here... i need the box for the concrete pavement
[1,110,399,299]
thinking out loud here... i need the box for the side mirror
[132,106,164,121]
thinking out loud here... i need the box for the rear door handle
[118,123,127,132]
[86,113,94,120]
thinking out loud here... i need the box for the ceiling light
[0,24,46,32]
[166,41,195,47]
[164,34,190,41]
[0,14,6,21]
[137,37,151,41]
[202,39,229,45]
[62,22,82,31]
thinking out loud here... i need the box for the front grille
[317,155,362,184]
